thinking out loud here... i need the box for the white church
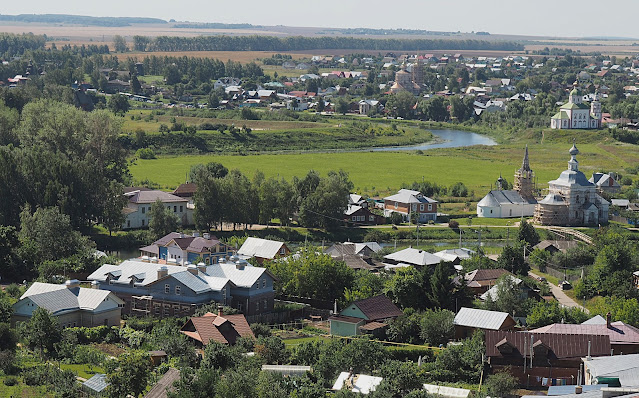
[550,81,602,130]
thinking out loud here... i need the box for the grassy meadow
[129,139,639,196]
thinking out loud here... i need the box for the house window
[263,299,267,309]
[256,302,260,312]
[369,215,374,221]
[127,220,130,228]
[175,285,181,295]
[154,305,160,315]
[173,305,180,315]
[428,204,432,211]
[412,204,417,211]
[262,279,266,288]
[352,216,357,221]
[394,202,398,209]
[142,219,145,226]
[142,207,146,214]
[280,247,286,255]
[163,305,170,317]
[165,284,170,294]
[180,205,183,212]
[238,303,243,312]
[420,204,424,211]
[173,206,177,213]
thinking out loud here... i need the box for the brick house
[383,189,437,223]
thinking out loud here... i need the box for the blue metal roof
[547,385,607,396]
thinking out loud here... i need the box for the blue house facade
[140,232,234,265]
[88,259,275,317]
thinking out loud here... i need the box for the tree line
[132,34,524,52]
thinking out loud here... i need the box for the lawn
[59,363,106,380]
[0,376,51,398]
[282,336,329,347]
[129,140,639,195]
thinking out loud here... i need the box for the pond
[372,129,498,152]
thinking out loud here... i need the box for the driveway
[528,271,589,314]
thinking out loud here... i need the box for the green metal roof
[560,102,589,110]
[551,111,570,120]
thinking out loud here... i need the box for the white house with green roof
[550,82,601,129]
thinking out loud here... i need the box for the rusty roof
[180,312,254,345]
[485,330,611,360]
[465,268,511,283]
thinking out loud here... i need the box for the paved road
[528,271,589,314]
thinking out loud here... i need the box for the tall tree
[149,199,180,239]
[517,219,540,249]
[112,35,128,53]
[22,307,61,358]
[106,351,151,398]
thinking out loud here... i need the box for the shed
[453,307,516,339]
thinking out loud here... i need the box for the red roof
[180,312,254,345]
[530,321,639,345]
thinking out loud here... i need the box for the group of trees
[132,35,523,53]
[0,99,129,281]
[193,164,354,231]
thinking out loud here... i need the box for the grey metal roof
[21,282,119,314]
[126,190,187,204]
[453,307,512,330]
[237,237,285,260]
[171,271,213,294]
[584,354,639,386]
[261,365,312,375]
[549,169,593,188]
[539,193,566,205]
[384,247,442,266]
[582,315,607,325]
[548,385,607,396]
[83,374,108,393]
[384,189,437,204]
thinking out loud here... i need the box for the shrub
[135,148,156,159]
[448,220,459,229]
[3,376,17,386]
[250,323,272,338]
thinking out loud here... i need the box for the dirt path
[528,271,589,314]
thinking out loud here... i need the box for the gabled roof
[530,321,639,345]
[434,248,476,263]
[463,268,510,286]
[83,374,108,393]
[583,354,639,386]
[19,282,122,315]
[237,237,286,260]
[384,247,442,266]
[153,232,222,253]
[180,312,254,345]
[172,182,197,197]
[454,307,513,330]
[349,295,403,321]
[384,189,437,204]
[485,330,610,360]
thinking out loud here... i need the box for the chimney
[187,264,198,275]
[203,233,210,240]
[197,262,206,273]
[141,255,150,263]
[91,281,100,289]
[575,386,583,394]
[235,260,245,270]
[217,305,224,317]
[157,266,168,279]
[606,312,612,329]
[193,232,199,237]
[65,279,80,289]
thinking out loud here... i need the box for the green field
[129,140,639,196]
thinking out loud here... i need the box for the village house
[383,189,437,223]
[583,353,639,386]
[122,187,192,230]
[139,232,234,265]
[590,172,621,194]
[11,280,124,328]
[180,306,254,346]
[454,268,512,295]
[325,242,383,271]
[344,204,384,226]
[88,258,276,317]
[329,295,403,337]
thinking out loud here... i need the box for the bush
[251,323,272,338]
[448,220,459,229]
[3,376,17,386]
[135,147,156,159]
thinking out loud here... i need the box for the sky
[1,0,638,39]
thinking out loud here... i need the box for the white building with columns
[550,82,602,129]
